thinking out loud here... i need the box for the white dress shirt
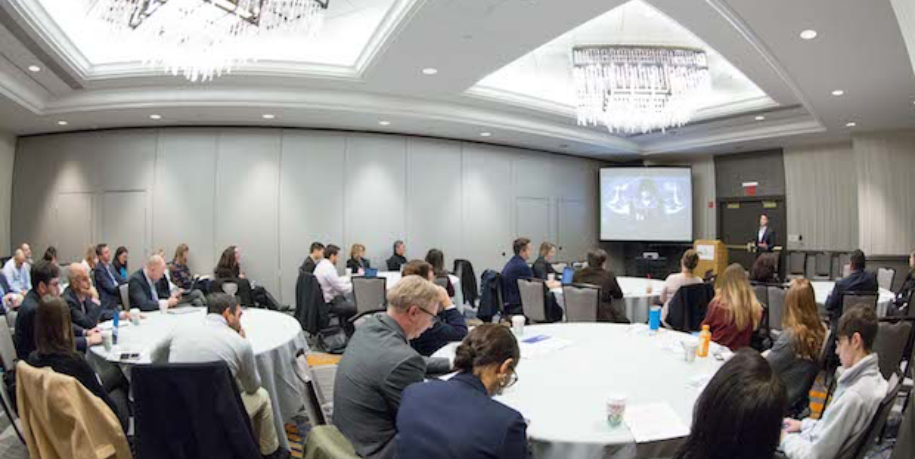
[2,259,30,293]
[314,259,352,303]
[758,226,767,243]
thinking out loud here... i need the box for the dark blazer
[347,257,371,273]
[755,226,775,252]
[128,269,171,312]
[334,314,448,459]
[409,308,468,357]
[825,269,879,324]
[63,286,115,329]
[93,262,122,311]
[294,269,330,335]
[14,290,87,359]
[386,254,407,272]
[572,267,626,322]
[896,271,915,308]
[531,256,556,281]
[501,256,533,314]
[300,257,318,275]
[397,373,529,459]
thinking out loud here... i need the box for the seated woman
[405,260,467,356]
[531,242,558,281]
[893,249,915,314]
[215,246,284,311]
[398,324,529,459]
[26,296,130,432]
[42,246,58,265]
[346,243,371,274]
[701,263,763,351]
[168,243,193,291]
[674,349,786,459]
[424,248,455,297]
[660,249,703,326]
[112,246,129,282]
[765,279,826,416]
[750,253,779,284]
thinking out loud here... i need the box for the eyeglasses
[414,306,437,318]
[504,368,519,389]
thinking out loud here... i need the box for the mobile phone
[119,352,140,360]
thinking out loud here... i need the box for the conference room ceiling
[0,0,913,159]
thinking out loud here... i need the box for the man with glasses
[334,275,451,459]
[14,260,101,359]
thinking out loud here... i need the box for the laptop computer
[364,268,378,278]
[562,267,575,285]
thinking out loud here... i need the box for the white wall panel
[462,144,512,273]
[344,134,407,269]
[854,132,915,255]
[12,136,61,256]
[215,130,281,296]
[516,197,551,256]
[558,199,590,262]
[102,191,148,264]
[406,138,462,268]
[0,132,15,254]
[54,192,93,264]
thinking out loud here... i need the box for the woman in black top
[425,248,455,297]
[25,296,129,431]
[532,242,558,281]
[894,250,915,313]
[347,243,371,274]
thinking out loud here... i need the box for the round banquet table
[809,281,896,317]
[552,277,667,323]
[87,308,308,450]
[433,323,725,459]
[344,271,465,310]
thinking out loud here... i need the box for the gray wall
[714,149,785,198]
[0,132,13,254]
[12,128,600,305]
[854,131,915,256]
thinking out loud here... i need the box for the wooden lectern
[694,240,727,278]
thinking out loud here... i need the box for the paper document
[518,335,572,360]
[624,402,690,443]
[167,306,199,315]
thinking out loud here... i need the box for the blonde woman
[765,279,826,414]
[347,243,371,274]
[701,263,763,350]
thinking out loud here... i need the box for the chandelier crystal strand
[88,0,329,82]
[573,45,710,135]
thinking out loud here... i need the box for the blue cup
[649,306,661,332]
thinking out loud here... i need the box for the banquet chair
[304,425,360,459]
[890,383,915,459]
[294,350,327,427]
[352,277,387,316]
[0,315,24,444]
[767,285,787,333]
[433,277,449,291]
[562,284,600,323]
[517,278,548,323]
[221,282,239,297]
[842,292,879,313]
[752,283,769,308]
[877,268,896,292]
[787,252,807,279]
[873,318,913,380]
[813,253,832,280]
[851,370,903,459]
[118,283,131,311]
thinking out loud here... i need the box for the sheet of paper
[696,244,715,261]
[518,335,572,360]
[624,402,690,443]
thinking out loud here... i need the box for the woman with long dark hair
[424,248,454,297]
[112,246,129,281]
[674,349,786,459]
[215,245,242,279]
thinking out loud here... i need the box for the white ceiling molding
[641,117,825,155]
[891,0,915,76]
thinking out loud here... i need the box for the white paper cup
[129,308,141,325]
[102,330,113,352]
[547,273,556,282]
[511,315,525,336]
[158,299,169,313]
[345,268,352,276]
[606,394,627,427]
[684,342,698,362]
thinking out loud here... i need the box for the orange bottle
[698,325,711,358]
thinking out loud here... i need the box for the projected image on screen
[600,168,693,241]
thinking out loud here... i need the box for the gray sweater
[780,353,888,459]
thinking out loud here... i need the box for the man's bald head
[145,254,167,281]
[68,262,92,295]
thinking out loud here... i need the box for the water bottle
[698,325,711,358]
[112,313,119,346]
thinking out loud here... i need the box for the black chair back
[295,269,331,335]
[212,277,255,307]
[874,319,913,380]
[842,292,879,312]
[453,259,479,306]
[851,371,903,459]
[666,283,715,332]
[767,285,787,331]
[352,277,387,315]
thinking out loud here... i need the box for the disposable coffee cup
[129,308,141,326]
[158,299,169,313]
[547,273,556,282]
[102,330,113,352]
[683,342,698,362]
[511,316,525,336]
[606,394,627,427]
[345,268,353,276]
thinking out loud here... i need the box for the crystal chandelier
[572,45,711,135]
[88,0,330,82]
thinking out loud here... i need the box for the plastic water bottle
[112,313,119,346]
[698,325,711,358]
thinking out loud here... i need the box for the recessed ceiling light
[27,65,41,73]
[755,115,766,121]
[422,68,438,75]
[262,114,275,119]
[378,120,391,126]
[800,30,818,40]
[57,120,68,126]
[846,122,857,127]
[480,132,492,137]
[149,114,162,120]
[832,90,845,96]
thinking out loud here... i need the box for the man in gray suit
[333,275,451,459]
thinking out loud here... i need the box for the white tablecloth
[434,323,724,459]
[344,271,465,311]
[809,281,895,317]
[552,277,667,323]
[88,308,308,450]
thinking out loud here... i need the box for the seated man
[403,260,468,356]
[64,263,120,329]
[313,244,356,320]
[151,293,288,459]
[780,305,888,459]
[14,260,101,359]
[825,250,878,326]
[300,242,324,274]
[386,240,407,272]
[3,249,30,294]
[93,243,124,312]
[334,276,450,459]
[128,255,179,312]
[501,238,561,318]
[572,248,627,323]
[0,274,23,311]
